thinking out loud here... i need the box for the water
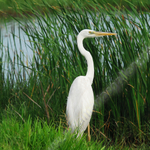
[1,13,149,81]
[1,21,33,80]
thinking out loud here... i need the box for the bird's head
[78,29,117,39]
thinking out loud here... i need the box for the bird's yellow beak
[94,31,117,36]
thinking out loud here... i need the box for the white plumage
[66,29,116,138]
[67,76,94,136]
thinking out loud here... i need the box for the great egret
[66,29,116,139]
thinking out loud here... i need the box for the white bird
[66,29,116,140]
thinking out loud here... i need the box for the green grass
[0,107,107,150]
[1,107,149,149]
[0,0,150,149]
[0,0,150,18]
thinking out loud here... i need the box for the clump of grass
[1,107,150,149]
[0,106,107,150]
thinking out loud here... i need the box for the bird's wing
[66,76,94,133]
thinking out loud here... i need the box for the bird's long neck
[77,36,94,85]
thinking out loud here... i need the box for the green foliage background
[0,0,150,149]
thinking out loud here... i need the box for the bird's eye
[89,31,94,34]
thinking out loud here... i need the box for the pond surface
[0,13,149,81]
[1,21,32,80]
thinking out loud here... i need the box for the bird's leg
[88,124,91,141]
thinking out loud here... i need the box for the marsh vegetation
[0,0,150,149]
